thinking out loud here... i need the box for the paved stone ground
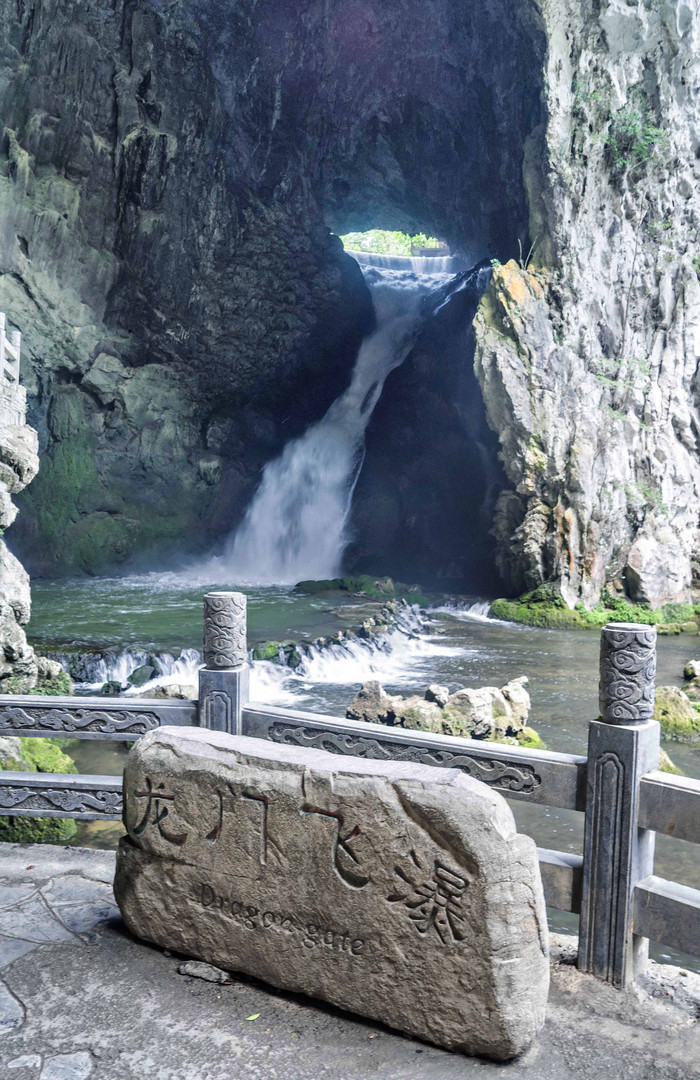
[0,843,697,1080]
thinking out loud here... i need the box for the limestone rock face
[474,0,700,607]
[0,0,540,575]
[0,418,38,691]
[115,727,549,1060]
[347,677,531,741]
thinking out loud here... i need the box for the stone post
[578,622,660,987]
[198,592,249,736]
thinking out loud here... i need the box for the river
[28,573,700,972]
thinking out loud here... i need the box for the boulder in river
[653,685,700,743]
[346,676,537,745]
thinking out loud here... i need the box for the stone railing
[0,595,698,987]
[0,312,25,428]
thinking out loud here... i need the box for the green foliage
[491,588,700,632]
[605,100,668,181]
[0,817,76,843]
[340,230,442,255]
[0,687,78,843]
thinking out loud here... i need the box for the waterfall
[201,256,485,586]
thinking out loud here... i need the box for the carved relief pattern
[599,625,657,724]
[203,592,247,668]
[581,750,624,980]
[0,784,123,818]
[0,704,161,737]
[268,724,542,793]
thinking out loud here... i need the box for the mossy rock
[484,725,546,750]
[15,737,77,774]
[491,597,586,629]
[31,670,73,696]
[251,641,282,662]
[0,705,78,840]
[653,685,700,742]
[491,587,700,631]
[516,727,547,751]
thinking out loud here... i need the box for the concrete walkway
[0,843,697,1080]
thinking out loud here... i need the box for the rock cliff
[1,0,698,604]
[473,0,700,607]
[0,0,541,576]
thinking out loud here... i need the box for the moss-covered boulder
[294,575,431,605]
[653,685,700,743]
[0,722,78,842]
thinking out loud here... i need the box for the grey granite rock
[114,727,549,1060]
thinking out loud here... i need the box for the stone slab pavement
[0,842,697,1080]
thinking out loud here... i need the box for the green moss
[653,686,700,743]
[0,681,78,840]
[491,587,700,632]
[485,725,546,750]
[251,642,281,662]
[0,817,76,843]
[516,727,547,751]
[294,575,432,606]
[16,738,77,774]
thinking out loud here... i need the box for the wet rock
[683,660,700,680]
[135,683,198,701]
[101,681,123,697]
[128,665,156,688]
[115,727,549,1060]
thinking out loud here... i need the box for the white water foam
[73,605,466,705]
[196,257,461,586]
[429,600,519,627]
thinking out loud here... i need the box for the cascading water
[202,252,479,585]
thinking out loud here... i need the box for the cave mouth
[341,248,505,594]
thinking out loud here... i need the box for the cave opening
[201,0,547,590]
[335,237,505,592]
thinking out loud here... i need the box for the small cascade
[347,249,467,276]
[428,599,518,625]
[56,647,204,692]
[199,257,488,586]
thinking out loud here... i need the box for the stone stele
[114,728,549,1060]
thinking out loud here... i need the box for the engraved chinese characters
[202,592,247,669]
[599,622,657,724]
[115,728,549,1060]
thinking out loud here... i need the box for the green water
[25,573,700,971]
